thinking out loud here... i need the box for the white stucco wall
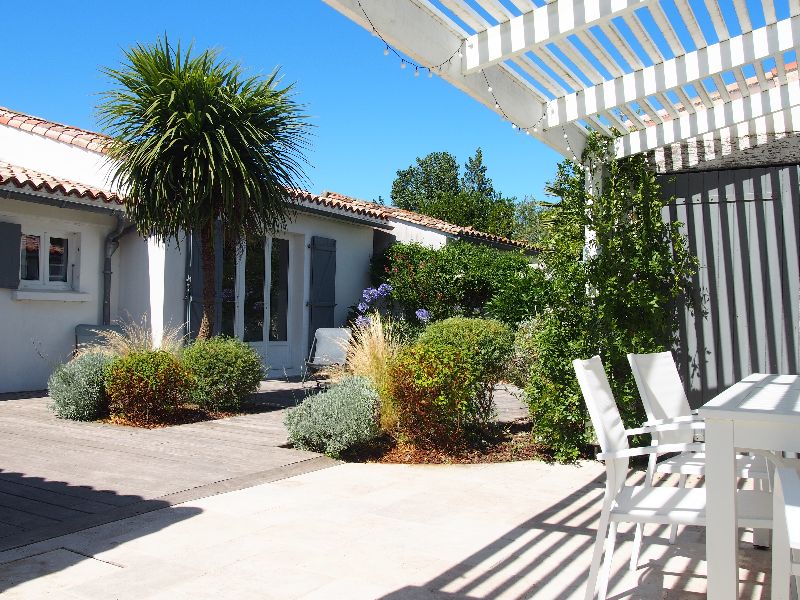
[388,218,451,248]
[0,197,118,392]
[0,125,116,193]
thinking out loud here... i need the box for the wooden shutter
[0,222,21,289]
[309,236,337,348]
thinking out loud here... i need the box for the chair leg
[585,510,611,600]
[669,474,688,544]
[772,521,790,600]
[597,521,618,600]
[631,453,657,570]
[753,476,771,548]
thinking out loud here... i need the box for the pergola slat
[547,15,799,127]
[462,0,652,74]
[615,79,800,157]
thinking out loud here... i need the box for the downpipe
[103,216,134,325]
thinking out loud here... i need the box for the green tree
[98,37,310,338]
[390,148,516,238]
[526,134,696,461]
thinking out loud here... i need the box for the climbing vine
[526,133,697,461]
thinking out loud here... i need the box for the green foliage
[525,134,696,461]
[105,350,193,426]
[48,352,114,421]
[512,198,552,247]
[507,318,538,388]
[98,36,310,335]
[485,265,547,327]
[284,376,380,458]
[375,241,533,322]
[390,148,517,238]
[182,336,264,411]
[388,343,480,448]
[417,318,513,425]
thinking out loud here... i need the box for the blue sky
[0,1,561,204]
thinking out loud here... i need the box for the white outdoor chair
[772,466,800,600]
[574,356,772,600]
[303,328,351,383]
[627,351,769,554]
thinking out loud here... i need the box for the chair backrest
[308,328,351,366]
[573,356,630,495]
[573,356,629,456]
[627,351,693,445]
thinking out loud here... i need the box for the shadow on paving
[376,472,770,600]
[0,470,201,594]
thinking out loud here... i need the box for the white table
[700,373,800,599]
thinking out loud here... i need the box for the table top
[699,373,800,422]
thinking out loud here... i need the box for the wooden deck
[0,380,331,552]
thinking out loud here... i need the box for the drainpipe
[103,216,135,325]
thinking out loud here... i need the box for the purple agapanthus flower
[355,315,372,328]
[415,308,431,323]
[357,302,369,313]
[377,283,393,297]
[362,287,379,302]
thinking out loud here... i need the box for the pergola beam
[322,0,588,157]
[547,14,799,128]
[615,79,800,157]
[462,0,651,75]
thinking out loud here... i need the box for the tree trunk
[197,220,216,339]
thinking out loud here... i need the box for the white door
[220,236,297,374]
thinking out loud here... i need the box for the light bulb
[400,61,406,69]
[414,67,420,77]
[457,50,463,58]
[384,46,389,56]
[487,86,493,93]
[428,69,433,78]
[511,123,517,129]
[495,102,500,109]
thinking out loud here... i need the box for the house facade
[0,107,527,393]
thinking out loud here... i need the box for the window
[19,231,75,289]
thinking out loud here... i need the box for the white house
[0,107,528,393]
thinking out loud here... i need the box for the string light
[561,126,583,164]
[357,0,461,76]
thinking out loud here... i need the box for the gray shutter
[309,236,337,348]
[0,222,22,289]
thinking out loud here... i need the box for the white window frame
[19,230,78,291]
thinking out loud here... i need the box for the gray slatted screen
[309,236,337,348]
[661,165,800,407]
[0,222,21,289]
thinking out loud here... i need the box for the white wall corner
[147,237,166,348]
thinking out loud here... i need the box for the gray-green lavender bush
[284,376,380,458]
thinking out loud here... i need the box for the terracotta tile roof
[0,161,122,204]
[0,107,110,154]
[320,191,531,249]
[289,188,389,221]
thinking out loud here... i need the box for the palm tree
[98,37,310,338]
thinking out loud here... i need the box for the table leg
[705,417,738,599]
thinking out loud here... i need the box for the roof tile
[0,106,111,154]
[0,161,122,204]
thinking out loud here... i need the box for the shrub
[388,343,479,448]
[374,241,532,322]
[417,317,513,425]
[182,336,264,411]
[284,376,380,458]
[323,313,403,432]
[508,318,538,388]
[48,352,114,421]
[105,350,193,426]
[81,317,185,358]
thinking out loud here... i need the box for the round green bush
[388,343,480,448]
[284,376,380,458]
[105,350,192,426]
[48,352,114,421]
[182,336,264,411]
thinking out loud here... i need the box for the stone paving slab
[0,461,775,599]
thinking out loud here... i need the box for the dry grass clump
[78,318,186,358]
[323,313,403,431]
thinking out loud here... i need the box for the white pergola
[322,0,799,167]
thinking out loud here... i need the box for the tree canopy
[390,149,518,238]
[98,36,311,337]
